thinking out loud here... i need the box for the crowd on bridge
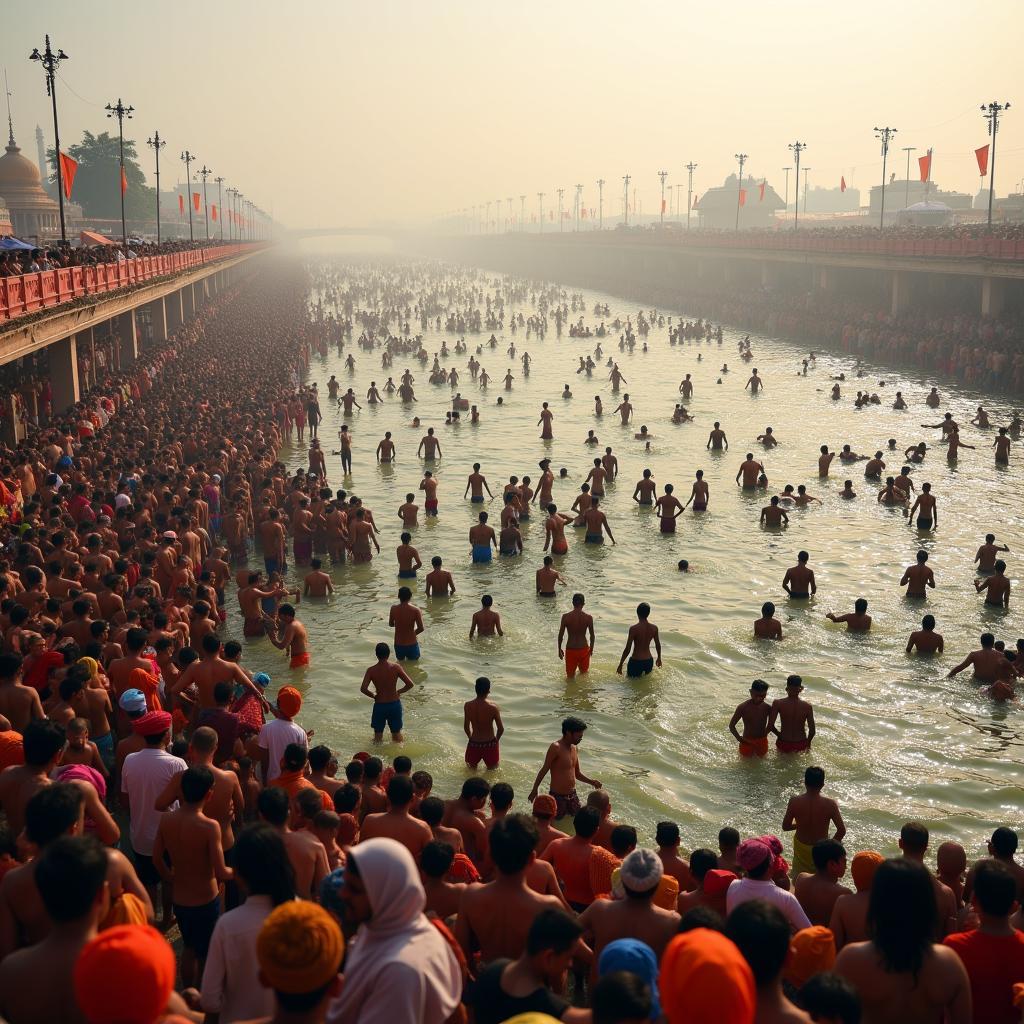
[0,238,214,279]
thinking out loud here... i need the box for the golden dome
[0,137,44,190]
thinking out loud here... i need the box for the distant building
[868,180,971,221]
[0,121,61,241]
[974,187,992,210]
[697,173,785,229]
[803,185,861,214]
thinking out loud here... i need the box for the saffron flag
[211,204,218,222]
[738,189,747,207]
[758,181,766,201]
[976,144,989,177]
[692,194,698,208]
[178,194,185,215]
[918,150,932,182]
[120,165,128,195]
[840,176,847,192]
[193,192,201,212]
[661,198,667,214]
[59,151,78,200]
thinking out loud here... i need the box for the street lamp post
[802,167,811,214]
[537,193,544,233]
[146,131,165,244]
[685,162,697,231]
[597,179,605,230]
[105,98,134,254]
[507,196,514,233]
[556,188,564,232]
[734,154,747,230]
[519,195,525,233]
[574,184,583,231]
[901,147,916,211]
[181,150,195,241]
[874,126,897,230]
[214,176,224,240]
[198,165,211,240]
[30,36,70,243]
[658,170,668,227]
[622,175,630,226]
[788,143,806,229]
[981,101,1011,230]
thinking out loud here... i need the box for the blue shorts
[371,699,404,734]
[627,657,655,678]
[398,569,417,578]
[472,544,492,563]
[264,557,280,576]
[395,642,420,661]
[471,495,485,503]
[585,534,604,544]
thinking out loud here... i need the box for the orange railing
[0,243,262,323]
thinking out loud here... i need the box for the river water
[232,247,1024,860]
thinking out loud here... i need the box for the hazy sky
[7,1,1023,229]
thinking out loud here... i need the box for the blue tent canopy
[0,237,34,251]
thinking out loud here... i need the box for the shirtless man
[770,675,815,753]
[469,511,497,563]
[388,587,424,661]
[818,445,836,478]
[360,642,414,742]
[536,556,567,596]
[0,653,44,733]
[907,614,944,655]
[419,471,439,518]
[375,432,396,464]
[975,560,1010,608]
[586,459,608,498]
[948,633,1007,683]
[559,593,595,678]
[470,595,503,638]
[425,556,456,597]
[783,765,846,878]
[583,499,615,545]
[730,679,772,757]
[258,787,328,902]
[993,427,1012,464]
[745,368,764,393]
[760,496,789,528]
[782,551,815,598]
[396,533,422,580]
[736,453,765,488]
[543,504,573,556]
[464,676,504,771]
[615,603,662,677]
[864,451,886,479]
[528,716,601,822]
[632,469,657,506]
[975,534,1010,572]
[614,394,633,424]
[258,508,286,577]
[707,421,728,451]
[361,775,431,859]
[417,427,442,460]
[348,508,380,562]
[303,559,334,598]
[794,837,852,927]
[464,463,493,502]
[679,374,694,399]
[757,427,778,449]
[170,634,262,711]
[826,598,872,632]
[754,601,783,640]
[397,493,419,528]
[908,481,937,530]
[900,550,935,598]
[654,485,683,533]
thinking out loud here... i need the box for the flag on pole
[738,189,747,207]
[661,198,667,214]
[758,181,766,201]
[211,205,218,221]
[840,176,847,192]
[193,192,201,212]
[120,165,128,195]
[918,149,932,182]
[178,194,185,215]
[692,194,699,208]
[975,145,989,177]
[58,152,78,200]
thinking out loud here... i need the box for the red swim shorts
[564,647,591,677]
[290,653,311,669]
[739,736,769,757]
[776,738,810,753]
[465,739,500,769]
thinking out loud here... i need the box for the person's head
[387,774,414,808]
[850,851,883,894]
[36,833,109,924]
[750,679,769,702]
[812,839,847,879]
[573,806,601,840]
[656,821,680,851]
[798,972,861,1024]
[797,550,809,563]
[23,720,66,769]
[333,783,361,817]
[761,601,775,618]
[990,826,1019,859]
[256,901,344,1015]
[719,826,740,854]
[805,766,825,792]
[232,823,296,906]
[489,781,514,813]
[972,859,1018,921]
[181,766,214,806]
[980,632,996,649]
[619,847,663,898]
[868,858,936,977]
[562,715,587,742]
[898,821,929,858]
[24,782,85,848]
[660,928,755,1021]
[460,776,490,810]
[853,597,868,615]
[526,908,584,986]
[922,614,935,631]
[592,970,654,1024]
[420,840,455,881]
[786,675,804,695]
[736,838,774,879]
[726,899,791,988]
[257,786,291,828]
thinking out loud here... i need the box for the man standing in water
[360,642,414,743]
[770,675,815,752]
[729,679,772,757]
[528,716,602,821]
[707,421,728,451]
[559,593,595,678]
[782,766,846,878]
[783,551,816,598]
[388,586,424,661]
[736,453,765,488]
[745,368,764,394]
[583,499,615,545]
[615,603,662,677]
[909,481,938,530]
[900,550,935,598]
[464,676,504,770]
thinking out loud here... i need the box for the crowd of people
[0,259,1021,1024]
[0,238,215,279]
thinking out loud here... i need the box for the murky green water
[231,249,1024,861]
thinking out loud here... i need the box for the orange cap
[785,926,836,989]
[660,928,755,1024]
[276,685,302,718]
[850,851,884,892]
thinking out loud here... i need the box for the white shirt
[121,746,188,855]
[258,717,307,782]
[726,876,811,932]
[200,894,277,1022]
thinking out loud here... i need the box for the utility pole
[658,170,668,226]
[597,179,605,229]
[30,35,70,243]
[802,167,811,214]
[198,165,211,240]
[734,153,747,230]
[788,142,806,229]
[556,187,564,231]
[685,162,697,231]
[874,126,897,230]
[622,174,630,225]
[496,198,502,234]
[215,176,224,240]
[507,195,514,232]
[227,187,238,241]
[181,150,195,241]
[981,101,1011,230]
[105,97,134,253]
[146,131,165,244]
[574,183,583,231]
[537,192,545,233]
[901,146,916,210]
[519,195,525,233]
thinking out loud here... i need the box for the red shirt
[944,928,1024,1024]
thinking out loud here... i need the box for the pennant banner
[120,165,128,196]
[975,144,989,177]
[178,194,185,215]
[59,151,78,200]
[211,204,218,222]
[692,194,699,208]
[918,151,932,182]
[840,176,847,193]
[738,188,747,207]
[758,181,766,202]
[193,192,201,212]
[661,198,667,214]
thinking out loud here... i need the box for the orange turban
[850,851,884,892]
[785,926,836,989]
[660,928,755,1024]
[129,667,161,712]
[74,924,175,1024]
[0,730,24,770]
[276,685,302,718]
[257,900,344,994]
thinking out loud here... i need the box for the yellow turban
[77,656,100,681]
[257,901,344,995]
